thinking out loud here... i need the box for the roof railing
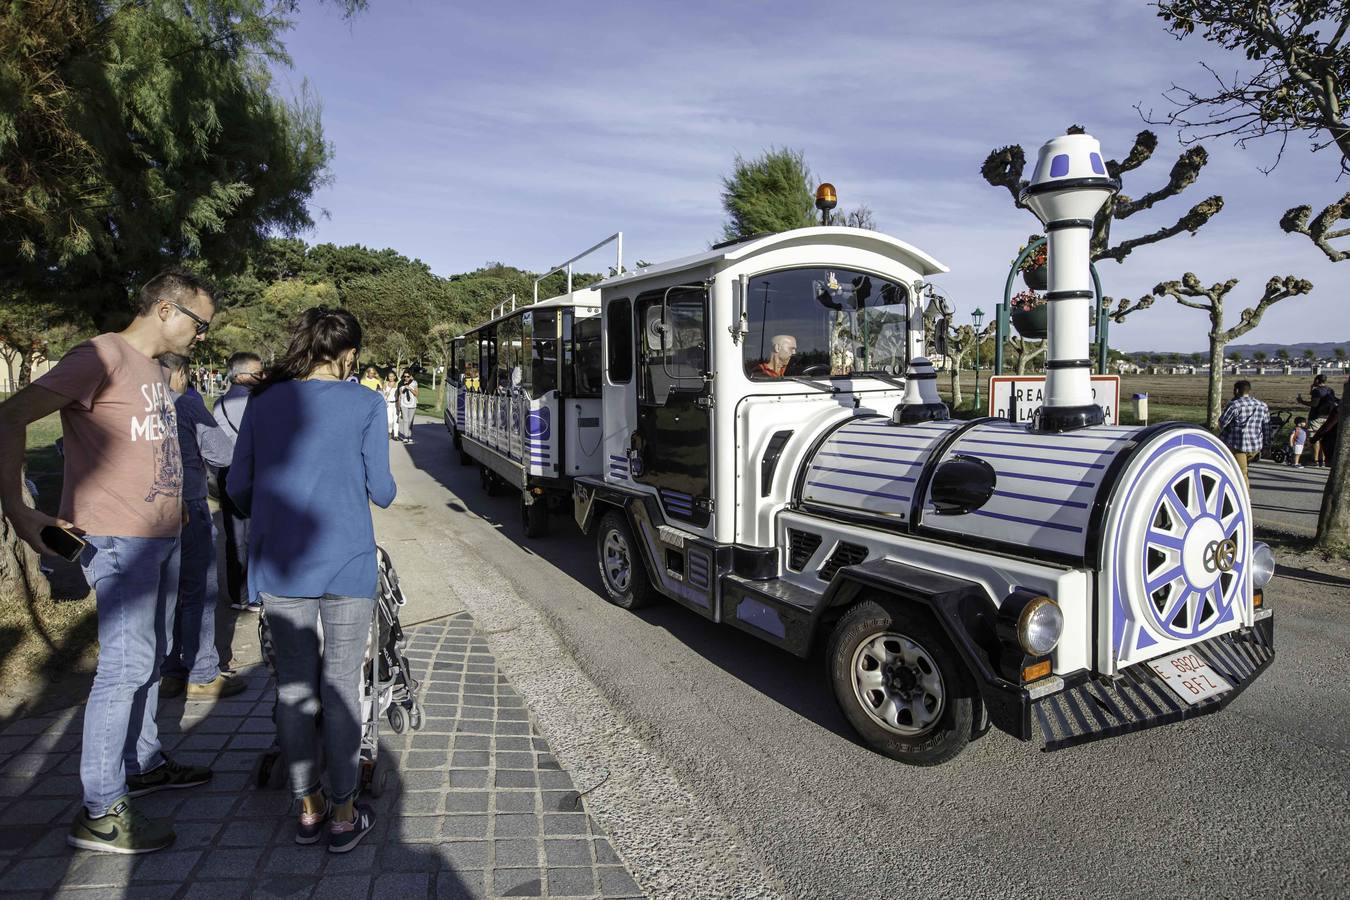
[533,232,623,303]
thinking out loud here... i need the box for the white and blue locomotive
[450,133,1276,765]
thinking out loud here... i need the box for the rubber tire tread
[595,511,657,610]
[827,598,975,766]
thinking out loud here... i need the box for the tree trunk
[1316,377,1350,556]
[1206,335,1226,433]
[0,481,52,605]
[17,352,33,389]
[950,354,965,408]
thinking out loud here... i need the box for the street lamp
[972,307,985,411]
[815,183,837,226]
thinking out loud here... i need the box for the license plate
[1148,651,1233,705]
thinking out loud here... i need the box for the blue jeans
[162,499,220,684]
[79,535,180,816]
[262,592,374,805]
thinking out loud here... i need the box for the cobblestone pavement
[0,611,648,899]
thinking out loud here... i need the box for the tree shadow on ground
[402,421,859,745]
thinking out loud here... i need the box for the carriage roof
[466,287,600,333]
[597,225,949,291]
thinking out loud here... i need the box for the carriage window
[479,327,497,393]
[572,314,602,398]
[744,268,909,381]
[638,287,706,405]
[607,299,633,384]
[532,310,558,398]
[498,315,524,392]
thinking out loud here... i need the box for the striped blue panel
[919,421,1140,556]
[801,417,959,520]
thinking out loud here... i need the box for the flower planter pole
[995,236,1108,376]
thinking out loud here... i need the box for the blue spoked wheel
[1140,462,1246,641]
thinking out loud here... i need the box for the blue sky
[272,0,1347,352]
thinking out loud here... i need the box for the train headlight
[1251,542,1275,589]
[1018,596,1064,656]
[996,590,1065,663]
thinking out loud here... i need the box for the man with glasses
[0,269,217,854]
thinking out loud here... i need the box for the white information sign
[987,375,1120,425]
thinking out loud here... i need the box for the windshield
[744,267,910,381]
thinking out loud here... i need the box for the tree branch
[1094,195,1224,263]
[1280,191,1350,262]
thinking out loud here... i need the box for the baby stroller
[253,545,423,798]
[1263,409,1294,464]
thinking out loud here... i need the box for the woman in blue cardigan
[226,307,396,853]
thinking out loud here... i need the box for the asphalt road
[1248,458,1329,536]
[390,420,1350,900]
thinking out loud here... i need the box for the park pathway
[0,610,646,900]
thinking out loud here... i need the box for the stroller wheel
[254,749,281,790]
[368,761,390,798]
[388,704,407,735]
[409,703,423,732]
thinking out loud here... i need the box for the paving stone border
[0,611,646,899]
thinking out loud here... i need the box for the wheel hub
[851,631,945,737]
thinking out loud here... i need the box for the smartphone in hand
[39,525,87,562]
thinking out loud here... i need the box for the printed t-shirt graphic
[35,333,183,538]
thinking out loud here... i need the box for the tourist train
[444,133,1276,764]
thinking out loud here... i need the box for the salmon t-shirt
[35,333,183,538]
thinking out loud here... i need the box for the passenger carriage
[444,289,605,536]
[476,134,1278,765]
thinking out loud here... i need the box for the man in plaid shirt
[1217,380,1269,488]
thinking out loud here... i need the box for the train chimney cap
[1019,132,1120,225]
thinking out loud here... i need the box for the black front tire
[454,432,473,466]
[827,598,974,766]
[479,466,499,496]
[522,495,550,538]
[595,511,656,610]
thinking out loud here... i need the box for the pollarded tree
[1277,348,1292,362]
[983,127,1225,265]
[1254,350,1269,362]
[985,127,1225,338]
[1304,348,1317,361]
[1153,273,1313,431]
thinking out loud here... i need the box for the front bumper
[1029,615,1274,751]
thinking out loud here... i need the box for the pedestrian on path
[1218,379,1270,488]
[1298,373,1340,468]
[225,306,395,852]
[214,351,264,613]
[158,353,244,701]
[0,269,218,855]
[1288,417,1308,468]
[382,371,398,438]
[359,365,382,391]
[396,370,418,442]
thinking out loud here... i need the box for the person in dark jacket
[214,351,263,611]
[158,353,242,700]
[226,307,395,853]
[1298,373,1340,467]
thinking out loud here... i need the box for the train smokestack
[1019,133,1119,432]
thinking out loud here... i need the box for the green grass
[0,401,98,692]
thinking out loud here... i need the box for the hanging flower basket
[1022,266,1048,291]
[1010,290,1048,340]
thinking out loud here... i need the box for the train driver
[756,334,797,379]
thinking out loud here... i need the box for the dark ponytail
[254,306,363,395]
